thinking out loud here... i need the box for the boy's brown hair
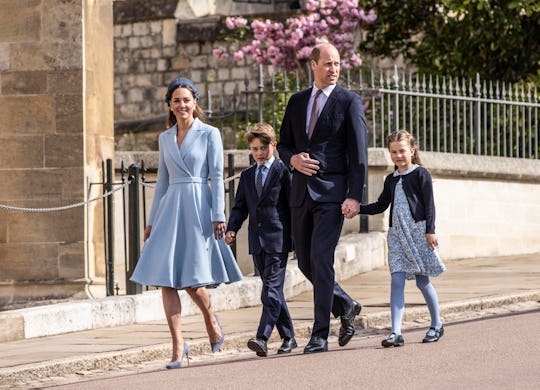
[245,123,276,145]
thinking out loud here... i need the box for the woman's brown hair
[167,85,207,127]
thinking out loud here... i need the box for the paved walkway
[1,253,539,387]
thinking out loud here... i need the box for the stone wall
[113,17,260,152]
[113,20,256,119]
[112,0,328,152]
[366,149,540,259]
[0,0,114,308]
[111,149,540,294]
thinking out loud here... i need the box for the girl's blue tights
[390,272,442,334]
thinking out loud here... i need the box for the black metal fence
[102,154,367,296]
[101,155,241,296]
[204,65,539,158]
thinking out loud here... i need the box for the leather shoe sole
[247,338,268,357]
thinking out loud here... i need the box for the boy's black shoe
[247,337,268,357]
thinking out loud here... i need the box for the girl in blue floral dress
[361,130,446,347]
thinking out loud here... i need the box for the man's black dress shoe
[247,337,268,357]
[338,301,362,346]
[303,336,328,354]
[422,325,444,343]
[277,337,298,354]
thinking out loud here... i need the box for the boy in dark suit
[225,123,296,357]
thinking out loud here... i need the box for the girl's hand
[341,198,360,219]
[143,225,152,241]
[224,231,236,245]
[425,233,438,250]
[213,221,226,240]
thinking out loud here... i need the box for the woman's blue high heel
[166,341,190,369]
[210,314,225,353]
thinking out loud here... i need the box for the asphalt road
[44,309,540,390]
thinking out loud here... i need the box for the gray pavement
[39,311,540,390]
[1,252,539,388]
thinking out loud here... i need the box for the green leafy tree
[360,0,540,83]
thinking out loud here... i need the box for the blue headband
[165,77,200,105]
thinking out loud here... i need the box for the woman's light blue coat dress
[130,118,243,289]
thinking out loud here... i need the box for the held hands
[425,233,438,250]
[224,231,236,245]
[290,152,319,176]
[213,221,227,240]
[341,198,360,219]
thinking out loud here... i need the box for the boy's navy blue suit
[226,158,294,341]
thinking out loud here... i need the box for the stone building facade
[113,0,306,150]
[0,0,114,308]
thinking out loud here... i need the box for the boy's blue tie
[256,165,265,197]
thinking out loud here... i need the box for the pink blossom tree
[213,0,377,71]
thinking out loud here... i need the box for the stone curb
[1,290,539,386]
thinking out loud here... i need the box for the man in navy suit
[277,43,367,353]
[225,123,296,357]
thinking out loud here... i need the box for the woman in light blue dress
[130,78,242,368]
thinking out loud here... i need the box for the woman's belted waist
[169,177,207,185]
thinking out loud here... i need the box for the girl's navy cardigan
[361,166,436,234]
